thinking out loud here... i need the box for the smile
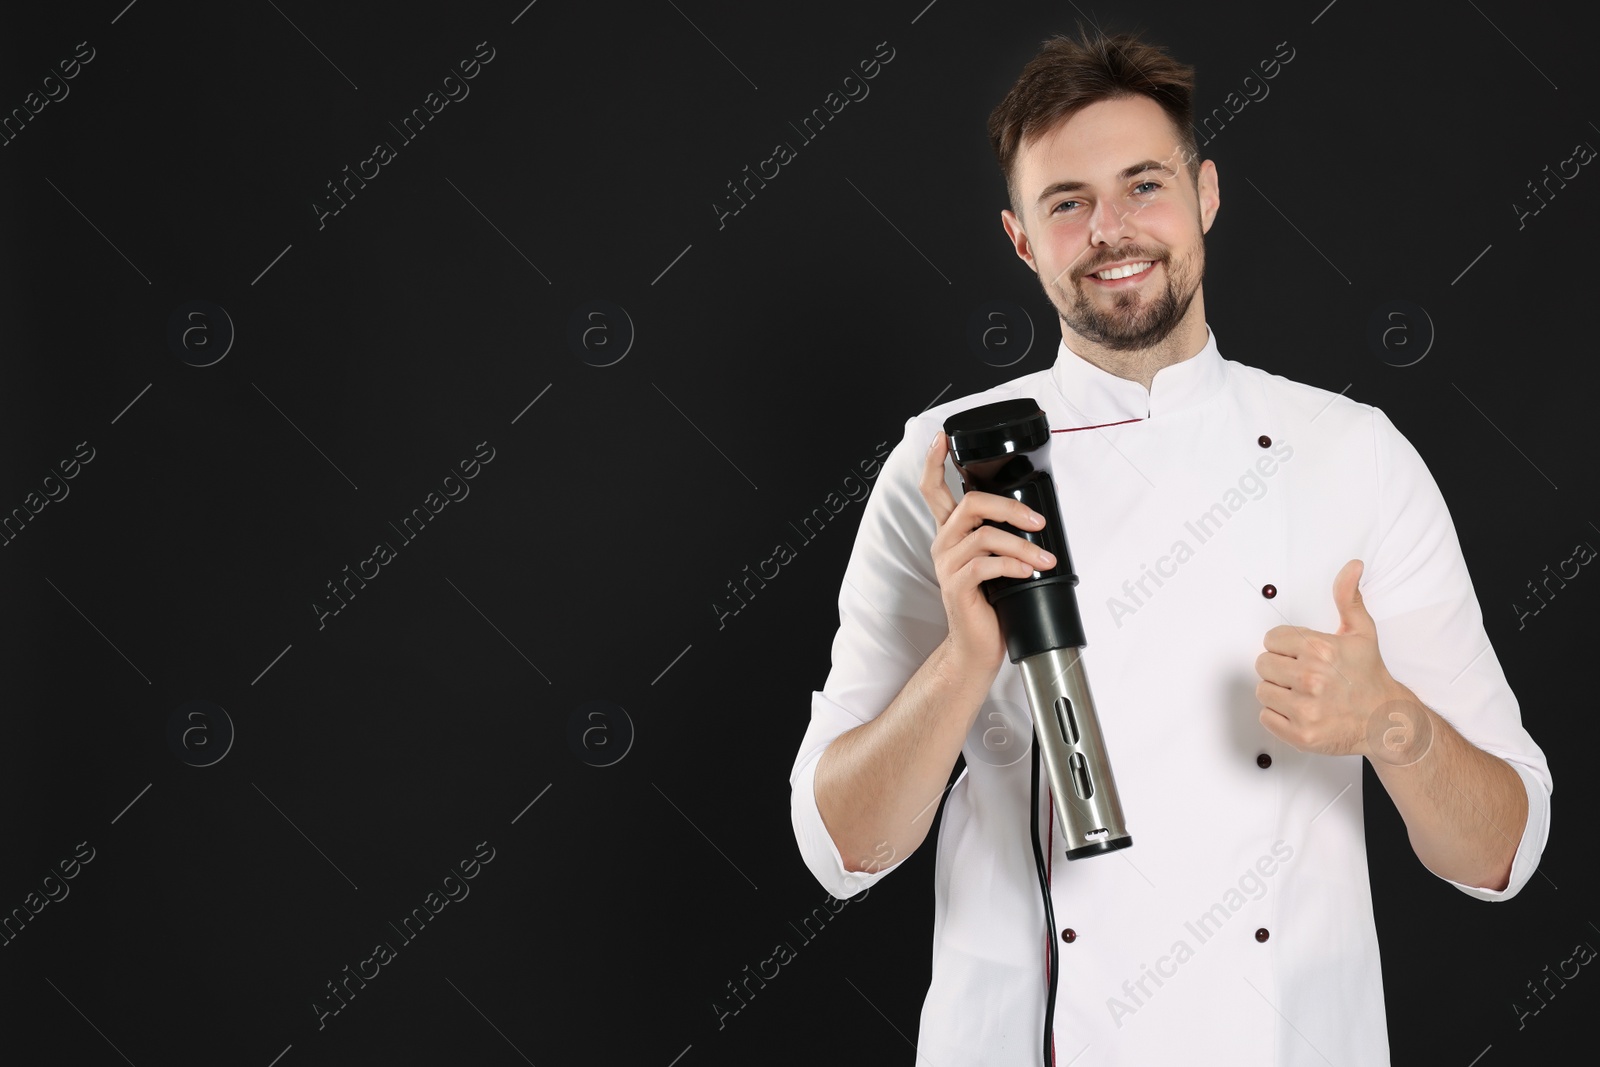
[1088,260,1154,282]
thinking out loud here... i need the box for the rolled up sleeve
[1365,407,1553,901]
[789,415,954,897]
[1441,760,1551,901]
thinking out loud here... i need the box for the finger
[957,522,1055,566]
[955,553,1042,589]
[1255,676,1295,713]
[949,487,1048,539]
[1262,624,1314,656]
[1258,704,1293,740]
[918,432,958,527]
[935,527,1048,589]
[1254,650,1297,688]
[1333,559,1375,636]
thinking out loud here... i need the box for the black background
[1,1,1594,1064]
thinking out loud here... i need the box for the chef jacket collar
[1046,324,1224,427]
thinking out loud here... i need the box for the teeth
[1093,261,1153,280]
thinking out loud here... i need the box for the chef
[789,29,1550,1066]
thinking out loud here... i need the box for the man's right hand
[920,430,1056,677]
[811,429,1053,876]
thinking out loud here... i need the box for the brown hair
[987,28,1199,217]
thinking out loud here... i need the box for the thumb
[1333,559,1374,635]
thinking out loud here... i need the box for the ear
[1000,209,1038,274]
[1197,158,1220,235]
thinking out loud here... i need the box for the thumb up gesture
[1254,560,1429,764]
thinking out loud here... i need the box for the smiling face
[1001,94,1219,364]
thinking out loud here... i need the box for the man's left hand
[1254,559,1414,759]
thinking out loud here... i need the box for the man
[788,29,1550,1065]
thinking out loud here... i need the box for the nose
[1088,197,1131,248]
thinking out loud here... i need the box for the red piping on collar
[1051,416,1145,434]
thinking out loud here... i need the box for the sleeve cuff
[1441,759,1551,902]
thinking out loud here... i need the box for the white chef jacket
[789,325,1552,1066]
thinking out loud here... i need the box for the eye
[1051,199,1081,215]
[1133,181,1161,195]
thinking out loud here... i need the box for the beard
[1045,245,1202,353]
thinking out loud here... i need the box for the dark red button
[1255,928,1270,942]
[1258,435,1272,448]
[1261,584,1277,599]
[1061,928,1077,943]
[1256,753,1272,769]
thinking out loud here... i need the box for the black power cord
[1029,727,1059,1066]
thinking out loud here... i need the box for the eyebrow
[1034,160,1177,206]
